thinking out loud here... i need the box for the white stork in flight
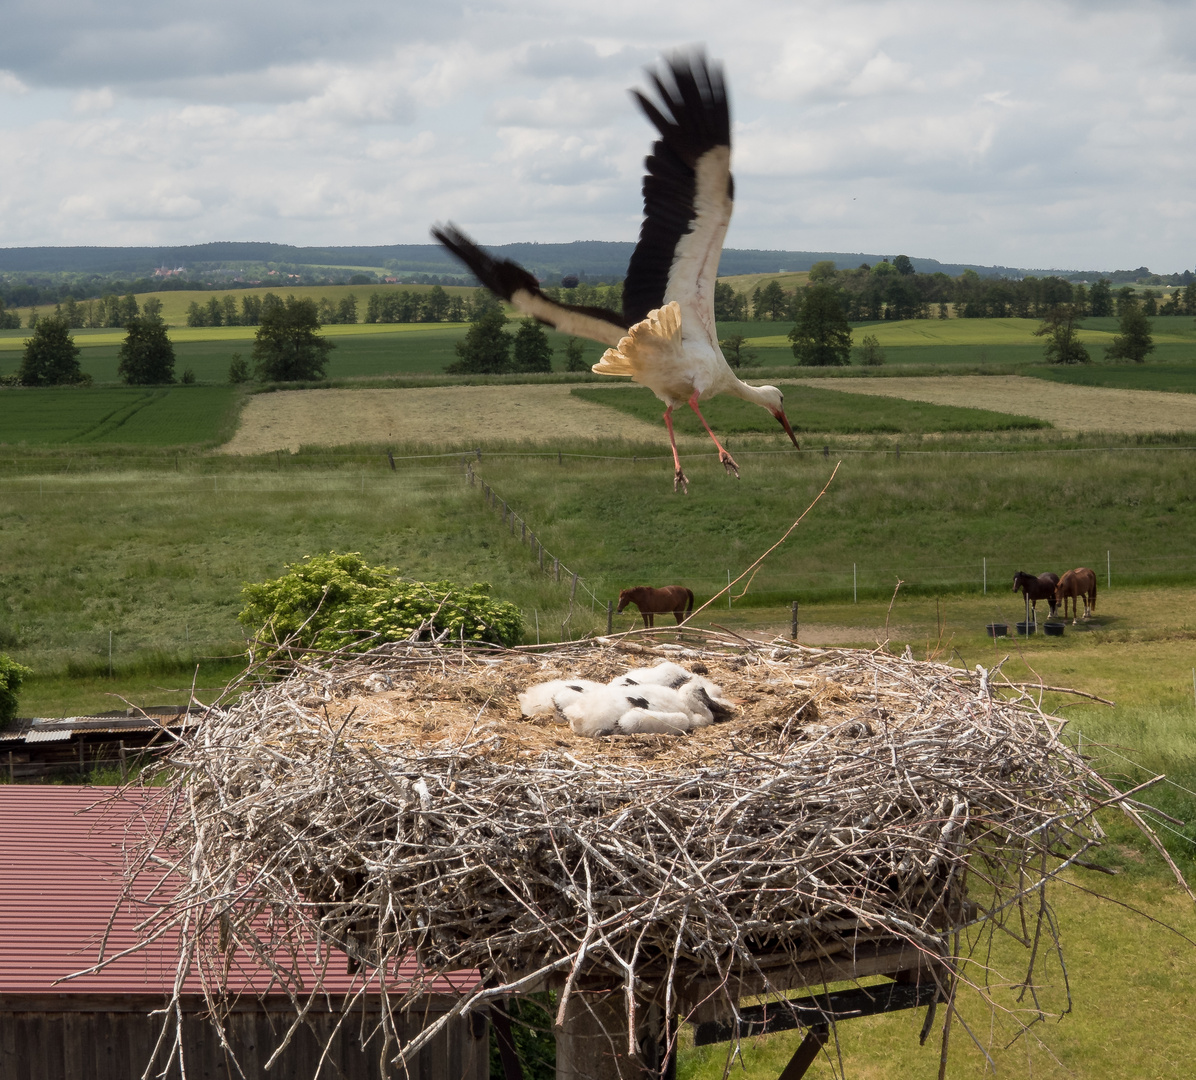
[432,50,800,493]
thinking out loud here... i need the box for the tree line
[7,293,338,388]
[713,259,1196,323]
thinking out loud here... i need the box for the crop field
[572,384,1047,434]
[0,386,241,446]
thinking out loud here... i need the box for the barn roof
[0,786,472,998]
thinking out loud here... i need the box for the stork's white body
[433,52,799,491]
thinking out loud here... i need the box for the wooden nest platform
[126,633,1164,1077]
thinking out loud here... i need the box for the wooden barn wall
[0,997,489,1080]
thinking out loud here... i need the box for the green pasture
[3,436,1195,1078]
[572,384,1047,434]
[0,386,241,446]
[1027,360,1196,394]
[3,434,1196,704]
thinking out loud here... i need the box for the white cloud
[72,86,115,114]
[0,0,1195,270]
[0,69,29,95]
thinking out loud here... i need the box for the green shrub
[0,654,33,726]
[239,551,523,651]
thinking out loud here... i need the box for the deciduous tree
[562,337,588,372]
[788,284,851,366]
[512,318,553,372]
[252,295,334,381]
[718,334,757,368]
[118,313,176,384]
[1105,300,1154,363]
[18,316,85,385]
[1034,305,1090,365]
[446,301,512,374]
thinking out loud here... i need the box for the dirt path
[785,375,1196,434]
[219,385,687,454]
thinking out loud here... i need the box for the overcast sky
[1,0,1194,272]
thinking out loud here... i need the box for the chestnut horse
[1054,567,1097,624]
[1012,571,1060,620]
[617,585,694,628]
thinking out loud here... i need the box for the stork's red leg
[688,392,739,478]
[662,406,689,494]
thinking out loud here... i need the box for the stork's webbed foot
[674,467,689,494]
[719,450,740,478]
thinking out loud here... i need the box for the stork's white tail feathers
[592,302,683,378]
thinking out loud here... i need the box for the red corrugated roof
[0,787,473,998]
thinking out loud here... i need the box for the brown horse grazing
[617,585,694,628]
[1054,567,1097,624]
[1012,571,1060,620]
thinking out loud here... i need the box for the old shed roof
[0,786,470,998]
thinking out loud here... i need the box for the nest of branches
[124,631,1177,1074]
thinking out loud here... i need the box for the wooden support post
[521,521,526,543]
[490,1002,524,1080]
[778,1024,828,1080]
[78,739,85,776]
[7,750,12,783]
[570,573,579,603]
[119,740,127,783]
[791,601,799,639]
[607,601,613,635]
[556,988,656,1080]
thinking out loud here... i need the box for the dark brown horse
[1012,571,1060,619]
[617,585,694,628]
[1054,567,1097,624]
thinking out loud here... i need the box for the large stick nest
[128,633,1147,1071]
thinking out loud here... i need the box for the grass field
[3,315,1195,385]
[572,384,1048,434]
[0,385,242,446]
[3,400,1196,1076]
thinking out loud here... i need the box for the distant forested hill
[0,240,1035,281]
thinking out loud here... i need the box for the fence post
[521,521,526,543]
[539,545,544,571]
[791,601,799,639]
[570,573,579,603]
[853,564,857,604]
[388,450,396,471]
[554,558,560,583]
[119,740,127,783]
[983,557,986,595]
[727,570,732,610]
[607,601,613,635]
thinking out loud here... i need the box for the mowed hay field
[220,376,1196,452]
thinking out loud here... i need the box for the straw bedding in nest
[121,631,1171,1071]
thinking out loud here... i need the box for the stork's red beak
[772,408,800,450]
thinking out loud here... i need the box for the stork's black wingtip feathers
[431,222,540,303]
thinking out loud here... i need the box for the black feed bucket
[1016,621,1035,636]
[1043,622,1065,637]
[986,623,1008,637]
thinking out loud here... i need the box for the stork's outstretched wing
[623,52,732,346]
[431,225,626,347]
